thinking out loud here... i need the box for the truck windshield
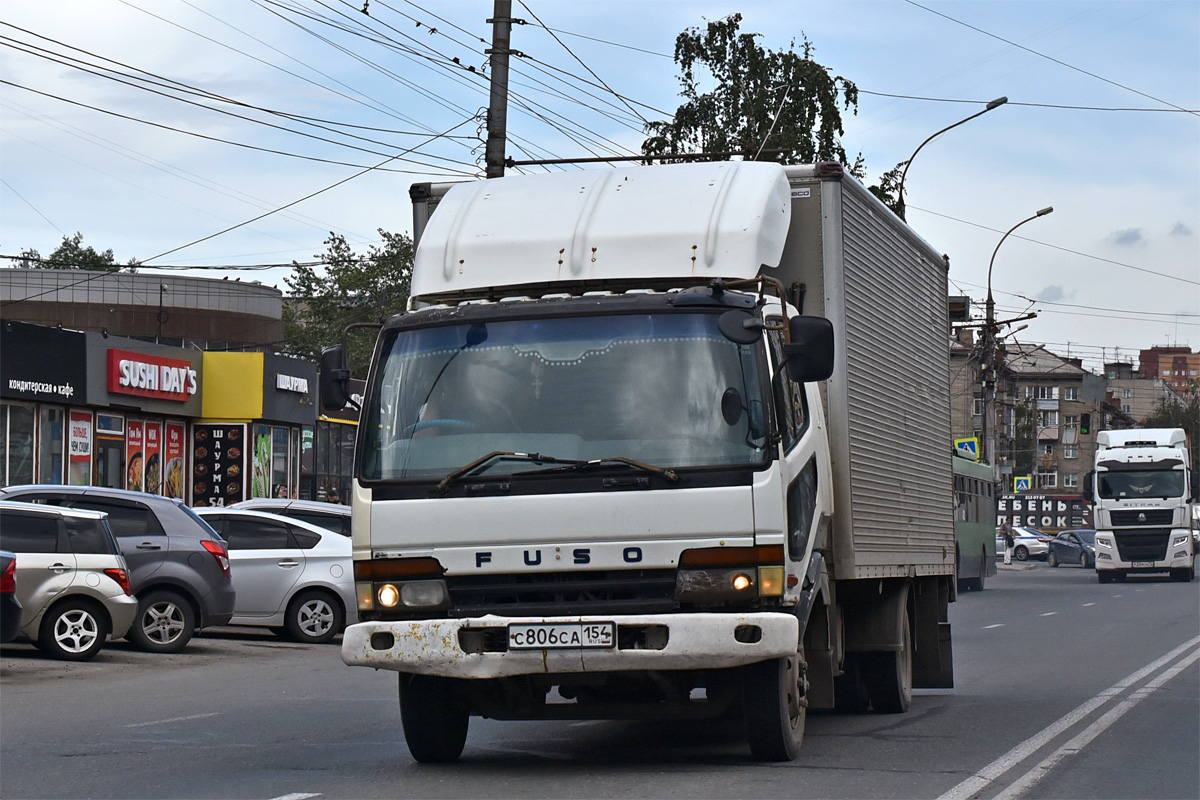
[1097,470,1186,499]
[360,312,768,481]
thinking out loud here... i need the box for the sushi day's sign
[107,349,198,401]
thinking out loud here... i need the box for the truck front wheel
[399,673,469,763]
[744,649,807,761]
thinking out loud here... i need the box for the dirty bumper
[341,613,798,679]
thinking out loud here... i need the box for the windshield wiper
[436,451,578,492]
[437,452,680,492]
[522,456,680,483]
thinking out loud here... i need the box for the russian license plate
[508,622,615,650]
[1132,561,1154,568]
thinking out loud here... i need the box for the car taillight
[103,568,132,596]
[201,539,231,578]
[1,559,15,593]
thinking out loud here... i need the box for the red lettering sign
[107,349,198,401]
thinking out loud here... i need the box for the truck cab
[1091,428,1197,583]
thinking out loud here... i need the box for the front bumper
[1095,529,1194,571]
[341,612,798,679]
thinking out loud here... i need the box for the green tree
[283,230,413,377]
[1012,396,1038,478]
[18,232,139,272]
[642,14,860,168]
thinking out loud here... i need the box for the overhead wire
[142,115,480,264]
[859,89,1200,113]
[907,205,1200,287]
[904,0,1199,116]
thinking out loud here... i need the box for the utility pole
[484,0,514,179]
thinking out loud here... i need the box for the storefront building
[2,321,324,507]
[196,352,317,506]
[307,378,364,502]
[1,321,201,497]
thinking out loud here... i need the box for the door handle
[277,560,301,568]
[136,543,162,550]
[47,564,71,573]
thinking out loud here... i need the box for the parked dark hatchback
[1048,529,1097,569]
[0,486,235,652]
[1,549,20,644]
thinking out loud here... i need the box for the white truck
[321,160,957,763]
[1090,427,1197,583]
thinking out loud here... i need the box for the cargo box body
[778,165,955,581]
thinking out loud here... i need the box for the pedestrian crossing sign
[954,437,980,461]
[1013,475,1032,492]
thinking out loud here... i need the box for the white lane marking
[124,712,220,728]
[936,634,1200,800]
[983,624,1005,629]
[1083,603,1095,607]
[269,794,321,800]
[994,645,1200,800]
[1040,612,1058,617]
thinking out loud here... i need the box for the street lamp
[982,206,1054,482]
[896,96,1007,220]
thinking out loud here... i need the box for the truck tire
[1169,567,1194,583]
[833,653,870,713]
[744,649,807,761]
[1097,570,1113,584]
[866,611,912,714]
[399,672,469,763]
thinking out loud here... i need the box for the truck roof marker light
[679,545,784,568]
[355,557,443,582]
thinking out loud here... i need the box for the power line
[0,179,65,235]
[907,205,1200,287]
[142,116,479,264]
[0,80,475,176]
[904,0,1199,116]
[859,89,1200,113]
[517,1,649,125]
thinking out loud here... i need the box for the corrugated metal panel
[836,182,955,578]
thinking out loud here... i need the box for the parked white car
[996,526,1051,561]
[194,508,355,644]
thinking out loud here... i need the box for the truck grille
[1110,509,1174,527]
[1114,529,1170,562]
[445,569,678,617]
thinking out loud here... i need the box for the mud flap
[912,576,953,689]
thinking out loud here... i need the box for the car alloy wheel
[39,599,109,661]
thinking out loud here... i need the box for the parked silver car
[0,502,138,660]
[996,526,1051,561]
[194,508,355,644]
[230,498,351,537]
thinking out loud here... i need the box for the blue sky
[2,0,1197,371]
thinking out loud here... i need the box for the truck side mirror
[1083,470,1094,498]
[783,316,835,383]
[320,345,353,413]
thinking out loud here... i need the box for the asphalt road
[2,562,1197,800]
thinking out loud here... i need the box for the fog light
[378,583,400,607]
[731,573,753,591]
[758,566,784,596]
[1098,553,1111,560]
[401,580,448,607]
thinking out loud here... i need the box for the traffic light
[1080,413,1091,435]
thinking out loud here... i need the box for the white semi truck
[321,161,957,763]
[1090,427,1197,583]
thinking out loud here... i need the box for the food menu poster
[144,422,162,495]
[191,424,245,507]
[163,423,185,500]
[126,420,144,492]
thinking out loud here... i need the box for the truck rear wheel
[399,673,469,763]
[744,649,807,761]
[866,610,912,714]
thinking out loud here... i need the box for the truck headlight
[1173,536,1189,548]
[675,545,785,603]
[1096,538,1113,549]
